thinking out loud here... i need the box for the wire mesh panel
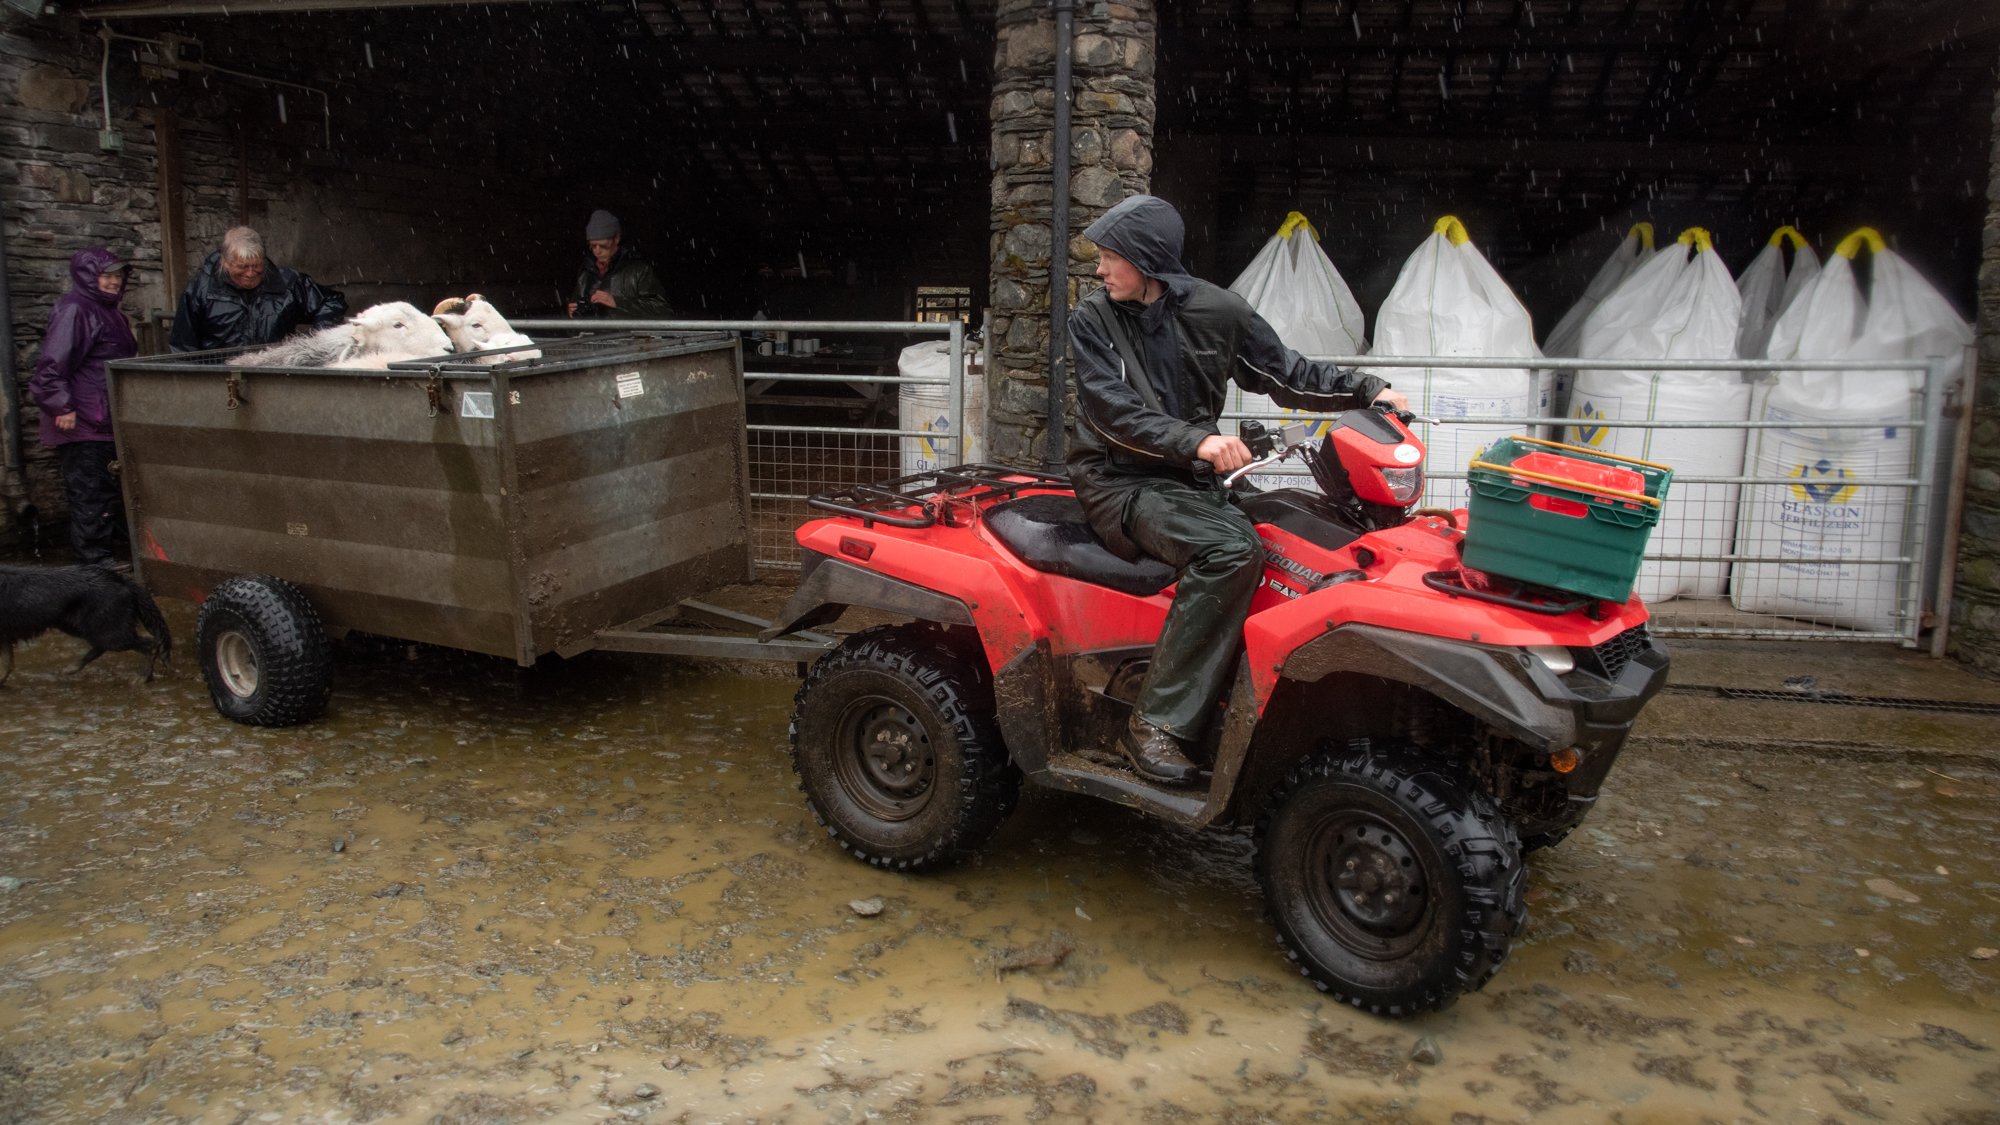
[748,425,903,569]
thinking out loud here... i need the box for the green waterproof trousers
[1122,482,1264,743]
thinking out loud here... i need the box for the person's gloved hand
[1196,433,1252,472]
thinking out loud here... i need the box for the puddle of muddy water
[2,602,1997,1123]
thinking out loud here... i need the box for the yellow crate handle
[1277,211,1319,241]
[1433,215,1471,246]
[1677,226,1714,253]
[1628,222,1655,250]
[1835,227,1886,259]
[1767,225,1810,250]
[1468,459,1665,509]
[1500,433,1675,472]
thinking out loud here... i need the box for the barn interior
[46,0,2000,341]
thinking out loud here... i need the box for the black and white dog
[0,564,172,685]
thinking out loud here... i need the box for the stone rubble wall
[0,13,563,547]
[1952,70,2000,675]
[986,0,1155,467]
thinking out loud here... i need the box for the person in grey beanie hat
[569,209,672,318]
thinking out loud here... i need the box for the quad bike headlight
[1381,466,1423,505]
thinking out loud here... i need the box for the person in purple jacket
[29,247,137,568]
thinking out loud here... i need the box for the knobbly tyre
[763,405,1671,1015]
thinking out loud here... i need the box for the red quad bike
[763,405,1670,1015]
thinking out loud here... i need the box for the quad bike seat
[984,493,1176,597]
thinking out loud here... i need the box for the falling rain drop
[276,92,288,123]
[364,42,374,68]
[946,111,957,143]
[798,251,808,279]
[1351,12,1361,37]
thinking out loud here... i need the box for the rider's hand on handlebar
[1372,387,1410,413]
[1197,433,1254,473]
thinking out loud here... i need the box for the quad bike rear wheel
[789,625,1019,871]
[1256,750,1526,1015]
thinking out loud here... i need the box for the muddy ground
[1,596,1997,1124]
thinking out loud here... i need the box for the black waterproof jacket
[571,247,673,318]
[169,252,348,352]
[1066,195,1387,559]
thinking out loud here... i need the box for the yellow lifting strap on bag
[1676,227,1715,253]
[1627,222,1655,250]
[1277,211,1319,241]
[1767,225,1810,250]
[1834,227,1886,259]
[1432,215,1471,246]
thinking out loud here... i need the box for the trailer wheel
[196,575,334,727]
[789,625,1018,871]
[1256,750,1526,1016]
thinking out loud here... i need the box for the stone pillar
[987,0,1155,467]
[1952,71,2000,674]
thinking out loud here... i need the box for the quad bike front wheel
[196,575,334,727]
[1256,750,1526,1016]
[789,625,1020,871]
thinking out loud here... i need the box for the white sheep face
[353,302,455,359]
[433,295,539,363]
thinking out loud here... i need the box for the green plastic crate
[1462,436,1674,604]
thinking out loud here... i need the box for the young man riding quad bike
[763,196,1670,1015]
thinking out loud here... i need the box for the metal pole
[1904,354,1948,649]
[1044,0,1074,471]
[948,318,964,463]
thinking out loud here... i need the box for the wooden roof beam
[1172,133,1895,177]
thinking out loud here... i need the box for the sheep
[431,294,540,363]
[227,302,456,369]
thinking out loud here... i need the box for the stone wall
[1952,74,2000,675]
[986,0,1155,467]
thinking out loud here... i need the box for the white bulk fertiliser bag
[898,340,986,475]
[1367,216,1539,507]
[1735,225,1821,359]
[1224,212,1368,489]
[1542,223,1656,424]
[1567,228,1747,602]
[1733,229,1973,631]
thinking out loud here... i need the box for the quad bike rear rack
[807,463,1070,528]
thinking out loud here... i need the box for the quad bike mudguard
[762,550,974,641]
[1282,622,1669,800]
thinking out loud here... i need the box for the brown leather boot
[1119,715,1200,785]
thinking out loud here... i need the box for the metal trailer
[109,332,829,727]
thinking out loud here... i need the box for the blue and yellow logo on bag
[1571,402,1609,448]
[1789,460,1856,505]
[920,413,952,461]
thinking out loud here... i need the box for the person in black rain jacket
[169,226,347,352]
[1067,194,1405,785]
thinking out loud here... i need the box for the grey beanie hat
[585,209,621,240]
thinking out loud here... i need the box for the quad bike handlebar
[1223,405,1440,489]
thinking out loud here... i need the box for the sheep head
[432,293,538,363]
[347,301,455,362]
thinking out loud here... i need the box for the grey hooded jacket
[1065,194,1386,559]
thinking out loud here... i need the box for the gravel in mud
[2,598,1997,1123]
